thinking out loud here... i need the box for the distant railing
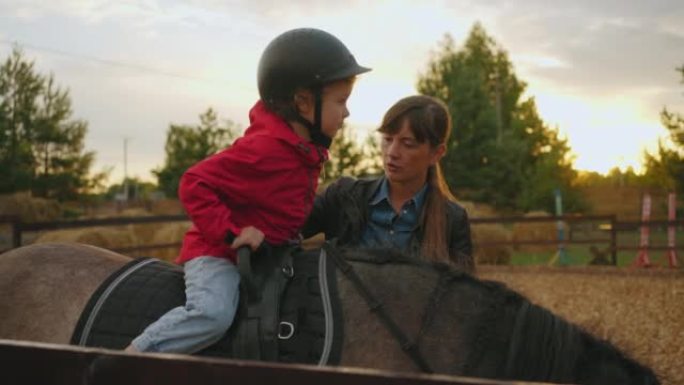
[468,215,683,265]
[1,214,682,264]
[0,214,188,254]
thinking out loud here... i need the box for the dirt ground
[478,265,683,385]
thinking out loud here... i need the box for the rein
[323,244,450,374]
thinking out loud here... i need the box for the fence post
[11,216,22,249]
[547,189,568,267]
[610,215,617,265]
[633,193,652,268]
[665,192,678,268]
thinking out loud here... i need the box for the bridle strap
[323,243,434,373]
[415,271,451,347]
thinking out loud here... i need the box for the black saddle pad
[70,249,343,365]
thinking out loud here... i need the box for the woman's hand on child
[231,226,265,251]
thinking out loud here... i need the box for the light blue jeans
[130,256,240,353]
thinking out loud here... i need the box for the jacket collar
[245,100,329,165]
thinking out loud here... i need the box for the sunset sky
[1,0,682,183]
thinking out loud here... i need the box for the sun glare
[530,89,666,174]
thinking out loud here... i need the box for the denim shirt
[360,178,428,249]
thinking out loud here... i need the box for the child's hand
[231,226,265,251]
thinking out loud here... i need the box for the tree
[643,65,684,193]
[361,134,383,176]
[104,177,157,201]
[0,47,106,200]
[417,23,583,213]
[321,127,382,185]
[575,167,645,188]
[154,108,239,198]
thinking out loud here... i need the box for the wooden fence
[0,339,558,385]
[1,214,682,265]
[470,215,683,265]
[0,214,188,255]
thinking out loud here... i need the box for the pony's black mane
[340,246,660,384]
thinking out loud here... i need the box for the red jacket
[176,101,327,265]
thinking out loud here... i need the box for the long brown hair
[378,95,463,266]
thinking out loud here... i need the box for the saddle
[70,247,344,365]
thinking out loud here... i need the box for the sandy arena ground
[479,265,683,385]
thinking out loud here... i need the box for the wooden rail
[1,214,682,263]
[0,339,557,385]
[470,215,683,265]
[0,214,188,254]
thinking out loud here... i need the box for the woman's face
[381,120,445,187]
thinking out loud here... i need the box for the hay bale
[150,199,184,215]
[127,223,160,246]
[33,220,190,263]
[116,208,151,217]
[145,221,191,262]
[102,209,160,246]
[33,226,137,250]
[472,224,512,265]
[0,192,62,222]
[457,199,512,264]
[458,200,498,218]
[511,211,566,253]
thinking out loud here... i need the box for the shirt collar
[413,182,429,209]
[369,177,390,206]
[369,177,429,209]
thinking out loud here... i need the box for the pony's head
[338,246,660,384]
[575,335,660,385]
[495,280,660,385]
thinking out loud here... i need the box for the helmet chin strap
[310,88,332,148]
[291,88,331,149]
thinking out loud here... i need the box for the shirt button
[389,230,394,235]
[402,210,407,214]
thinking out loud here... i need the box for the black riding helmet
[258,28,371,148]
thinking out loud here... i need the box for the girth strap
[323,243,434,373]
[232,245,294,361]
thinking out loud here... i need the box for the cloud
[1,0,143,22]
[484,1,684,93]
[2,0,681,177]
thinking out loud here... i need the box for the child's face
[298,80,354,140]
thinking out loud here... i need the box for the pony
[0,242,659,384]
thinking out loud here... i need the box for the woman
[302,95,473,273]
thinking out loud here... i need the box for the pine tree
[322,127,382,185]
[417,23,583,212]
[643,64,684,193]
[153,108,238,198]
[0,47,105,199]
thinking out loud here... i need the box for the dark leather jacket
[302,176,474,272]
